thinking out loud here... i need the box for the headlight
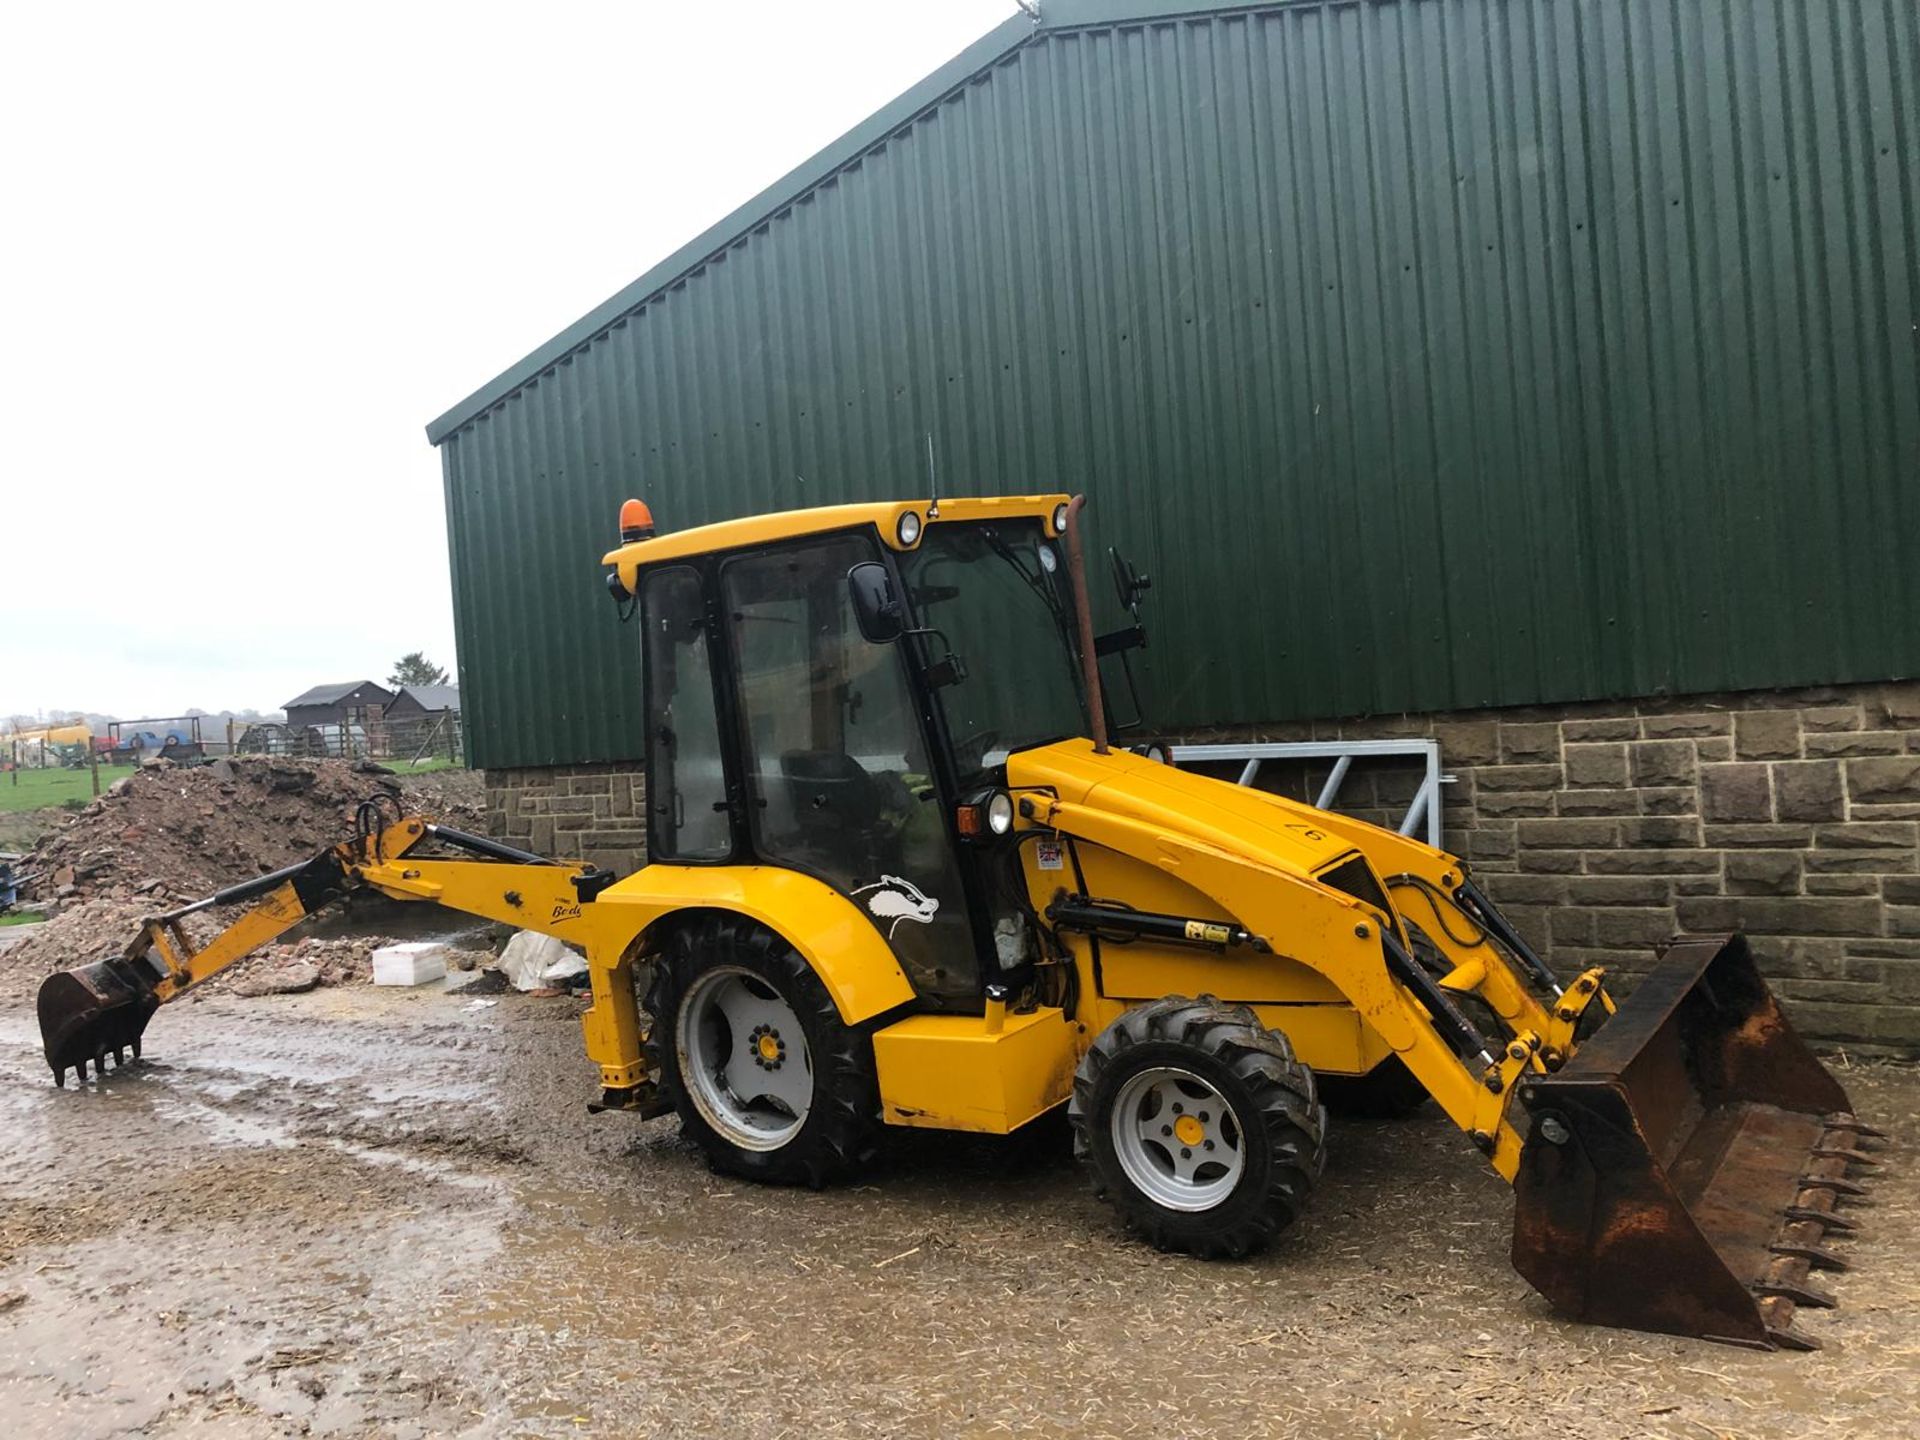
[958,789,1016,839]
[1131,742,1169,764]
[896,510,923,546]
[1052,502,1070,534]
[987,791,1015,835]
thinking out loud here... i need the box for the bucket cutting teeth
[1823,1113,1888,1142]
[1785,1206,1857,1233]
[1756,1276,1838,1310]
[1756,1293,1825,1350]
[1770,1241,1849,1272]
[1750,1126,1890,1345]
[1797,1173,1870,1198]
[1811,1145,1880,1167]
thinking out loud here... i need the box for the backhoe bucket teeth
[1511,934,1879,1349]
[37,958,161,1087]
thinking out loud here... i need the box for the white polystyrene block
[372,941,450,986]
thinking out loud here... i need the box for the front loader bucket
[37,957,160,1087]
[1511,934,1882,1350]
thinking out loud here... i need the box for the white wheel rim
[1111,1065,1246,1212]
[676,966,813,1152]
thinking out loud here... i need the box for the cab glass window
[722,536,977,1000]
[642,566,731,860]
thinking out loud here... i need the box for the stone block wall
[1177,680,1920,1054]
[484,763,648,878]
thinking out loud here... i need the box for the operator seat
[779,750,889,871]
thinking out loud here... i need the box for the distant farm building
[384,684,461,723]
[282,681,394,732]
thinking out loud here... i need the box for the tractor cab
[607,495,1095,1012]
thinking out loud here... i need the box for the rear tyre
[645,915,879,1188]
[1071,995,1326,1258]
[1316,1055,1431,1119]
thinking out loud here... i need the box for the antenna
[925,432,940,518]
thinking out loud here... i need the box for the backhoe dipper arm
[35,812,603,1087]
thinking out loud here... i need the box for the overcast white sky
[1,1,1017,720]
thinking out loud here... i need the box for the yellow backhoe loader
[37,494,1880,1350]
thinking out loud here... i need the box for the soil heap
[0,758,489,1003]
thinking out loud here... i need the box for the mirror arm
[902,625,966,688]
[1064,494,1110,755]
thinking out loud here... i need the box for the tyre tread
[1069,993,1328,1258]
[645,914,879,1188]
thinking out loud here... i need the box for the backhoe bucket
[1511,934,1882,1349]
[38,956,161,1087]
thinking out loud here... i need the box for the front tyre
[1070,995,1326,1258]
[645,915,879,1188]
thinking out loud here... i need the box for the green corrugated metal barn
[429,0,1919,776]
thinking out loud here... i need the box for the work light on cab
[896,510,922,546]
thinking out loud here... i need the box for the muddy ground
[0,958,1914,1440]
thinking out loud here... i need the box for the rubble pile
[0,759,489,1004]
[22,757,483,909]
[241,933,490,992]
[0,900,215,1003]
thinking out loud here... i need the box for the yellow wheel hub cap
[757,1033,782,1063]
[1174,1114,1206,1146]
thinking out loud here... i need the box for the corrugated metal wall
[437,0,1920,770]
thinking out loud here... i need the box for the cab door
[719,534,979,1006]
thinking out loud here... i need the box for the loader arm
[35,809,607,1087]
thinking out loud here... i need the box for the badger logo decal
[852,875,940,938]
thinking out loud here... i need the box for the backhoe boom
[36,811,606,1087]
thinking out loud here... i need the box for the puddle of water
[327,1137,503,1192]
[149,1090,298,1149]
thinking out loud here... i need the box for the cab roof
[602,493,1070,584]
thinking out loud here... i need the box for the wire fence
[234,712,465,765]
[4,713,467,777]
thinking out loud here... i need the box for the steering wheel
[958,727,1002,769]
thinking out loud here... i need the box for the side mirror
[1110,547,1152,619]
[848,561,905,643]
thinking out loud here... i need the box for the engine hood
[1006,739,1362,881]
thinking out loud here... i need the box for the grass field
[377,756,463,774]
[0,910,45,927]
[0,765,136,814]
